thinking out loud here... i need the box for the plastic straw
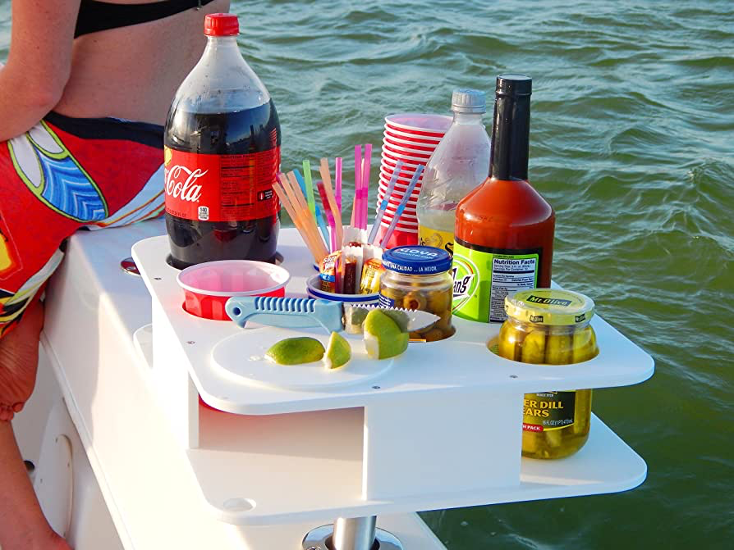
[317,181,338,252]
[295,169,330,251]
[281,172,328,260]
[319,158,344,249]
[360,144,372,230]
[368,160,403,244]
[379,164,424,248]
[352,145,362,227]
[315,209,331,253]
[302,160,316,219]
[274,177,323,262]
[274,182,318,261]
[335,157,343,210]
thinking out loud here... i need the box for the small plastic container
[495,289,599,459]
[378,246,454,341]
[305,274,379,305]
[178,260,290,320]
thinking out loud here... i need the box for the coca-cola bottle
[164,13,281,268]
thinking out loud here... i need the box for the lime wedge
[323,332,352,370]
[266,337,325,365]
[363,309,409,360]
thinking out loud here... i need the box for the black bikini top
[74,0,218,38]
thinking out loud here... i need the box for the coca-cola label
[164,146,280,222]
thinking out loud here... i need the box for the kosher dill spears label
[452,238,541,322]
[522,392,576,432]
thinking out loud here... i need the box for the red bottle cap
[204,13,239,36]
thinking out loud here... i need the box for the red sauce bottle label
[164,146,280,222]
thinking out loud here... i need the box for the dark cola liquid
[164,99,281,269]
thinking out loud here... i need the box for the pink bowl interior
[179,261,289,295]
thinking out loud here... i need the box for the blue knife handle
[225,296,343,333]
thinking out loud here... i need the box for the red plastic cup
[383,211,418,224]
[379,210,419,225]
[385,114,452,137]
[381,152,426,168]
[378,202,418,217]
[383,137,439,155]
[382,143,433,161]
[377,196,419,212]
[382,156,424,169]
[374,223,418,248]
[378,179,421,198]
[379,168,420,185]
[384,127,443,144]
[177,260,290,320]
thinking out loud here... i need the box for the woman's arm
[0,0,81,141]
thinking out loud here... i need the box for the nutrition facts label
[452,241,542,324]
[489,256,538,322]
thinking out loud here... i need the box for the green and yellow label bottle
[453,74,555,323]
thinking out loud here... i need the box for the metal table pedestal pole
[302,516,404,550]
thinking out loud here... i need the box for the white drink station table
[25,219,653,550]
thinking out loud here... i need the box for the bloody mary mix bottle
[452,75,555,323]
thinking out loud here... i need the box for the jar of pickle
[496,289,599,459]
[379,246,455,341]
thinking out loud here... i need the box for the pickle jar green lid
[504,289,595,326]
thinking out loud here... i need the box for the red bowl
[178,260,290,321]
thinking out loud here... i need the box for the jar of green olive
[379,246,455,341]
[496,289,599,459]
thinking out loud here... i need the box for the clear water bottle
[416,89,490,256]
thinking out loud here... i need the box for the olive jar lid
[505,289,595,326]
[382,246,452,275]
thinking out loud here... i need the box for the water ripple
[2,0,733,548]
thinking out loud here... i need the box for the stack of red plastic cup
[376,114,452,248]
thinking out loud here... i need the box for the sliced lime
[363,309,409,360]
[266,337,325,365]
[324,332,351,370]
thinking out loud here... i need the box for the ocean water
[2,1,733,548]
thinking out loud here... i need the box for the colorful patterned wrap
[0,112,165,336]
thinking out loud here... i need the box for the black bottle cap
[496,74,532,97]
[489,74,532,181]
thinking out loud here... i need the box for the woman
[0,1,229,548]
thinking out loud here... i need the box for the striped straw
[351,145,362,227]
[302,160,316,219]
[335,157,343,210]
[360,143,372,230]
[378,164,424,248]
[368,160,403,244]
[317,180,338,253]
[294,169,330,252]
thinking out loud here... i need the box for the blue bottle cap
[382,246,452,275]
